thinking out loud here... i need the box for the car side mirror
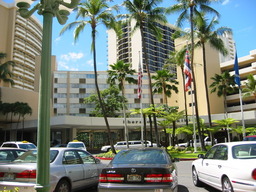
[197,154,205,159]
[172,158,180,162]
[95,158,101,164]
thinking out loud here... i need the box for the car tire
[222,176,234,192]
[192,167,203,187]
[54,179,71,192]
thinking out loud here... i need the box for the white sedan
[0,148,105,192]
[192,141,256,192]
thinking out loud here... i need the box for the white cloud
[86,59,93,67]
[222,0,230,5]
[60,52,84,61]
[55,36,61,42]
[57,61,79,71]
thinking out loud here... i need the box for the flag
[184,50,192,92]
[137,61,143,99]
[234,52,241,87]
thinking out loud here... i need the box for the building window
[79,108,86,114]
[54,98,57,103]
[189,103,195,107]
[54,78,58,83]
[79,88,86,94]
[79,78,86,83]
[54,108,57,115]
[134,98,140,103]
[54,88,57,93]
[79,98,84,103]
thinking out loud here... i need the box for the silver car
[0,148,27,163]
[98,148,178,192]
[0,147,105,192]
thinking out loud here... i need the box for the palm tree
[60,0,119,154]
[165,49,189,125]
[213,118,239,142]
[0,52,15,86]
[122,0,168,147]
[164,110,185,146]
[167,0,220,151]
[0,52,15,102]
[152,69,178,105]
[242,74,256,102]
[107,60,137,147]
[210,71,238,118]
[194,13,232,127]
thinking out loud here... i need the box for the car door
[205,145,228,188]
[77,150,101,186]
[197,146,218,183]
[63,150,85,189]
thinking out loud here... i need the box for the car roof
[216,141,256,146]
[2,141,34,144]
[0,148,27,151]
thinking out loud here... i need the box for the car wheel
[192,166,202,187]
[54,179,71,192]
[222,176,234,192]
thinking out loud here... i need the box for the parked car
[98,148,178,192]
[101,140,157,152]
[192,141,256,192]
[1,141,36,150]
[243,135,256,141]
[0,148,105,192]
[67,140,87,150]
[0,148,27,163]
[176,137,216,148]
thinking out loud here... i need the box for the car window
[0,151,16,161]
[112,149,168,164]
[116,142,125,146]
[77,150,96,164]
[67,143,85,148]
[14,150,37,163]
[63,150,82,164]
[204,146,218,159]
[213,145,228,160]
[232,144,256,159]
[2,144,17,148]
[18,143,36,150]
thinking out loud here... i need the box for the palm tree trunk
[202,43,212,127]
[92,28,116,154]
[140,24,160,147]
[171,121,176,146]
[189,4,206,151]
[121,85,129,148]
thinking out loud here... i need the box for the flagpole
[138,51,144,146]
[191,83,197,153]
[234,51,246,139]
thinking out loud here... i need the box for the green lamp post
[16,1,80,192]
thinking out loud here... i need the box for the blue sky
[3,0,256,71]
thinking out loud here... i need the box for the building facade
[108,20,176,73]
[0,1,42,91]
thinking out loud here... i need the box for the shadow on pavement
[178,184,219,192]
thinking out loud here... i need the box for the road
[78,160,219,192]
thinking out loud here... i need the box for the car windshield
[112,149,168,164]
[18,143,37,150]
[67,143,84,148]
[232,144,256,159]
[13,150,59,163]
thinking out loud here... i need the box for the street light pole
[16,1,80,192]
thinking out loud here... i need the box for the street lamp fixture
[16,0,80,192]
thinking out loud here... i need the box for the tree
[213,118,239,142]
[0,52,15,86]
[60,0,119,154]
[122,0,168,147]
[210,71,238,118]
[107,60,137,147]
[194,13,232,127]
[164,110,185,146]
[167,0,220,151]
[165,49,189,125]
[242,74,256,102]
[152,69,178,105]
[84,86,127,117]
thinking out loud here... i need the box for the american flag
[137,62,143,99]
[184,50,192,92]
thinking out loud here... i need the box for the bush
[0,187,19,192]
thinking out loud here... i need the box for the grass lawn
[169,151,206,159]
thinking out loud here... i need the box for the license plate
[3,173,15,181]
[127,174,141,182]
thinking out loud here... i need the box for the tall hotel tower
[0,1,42,91]
[108,20,176,73]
